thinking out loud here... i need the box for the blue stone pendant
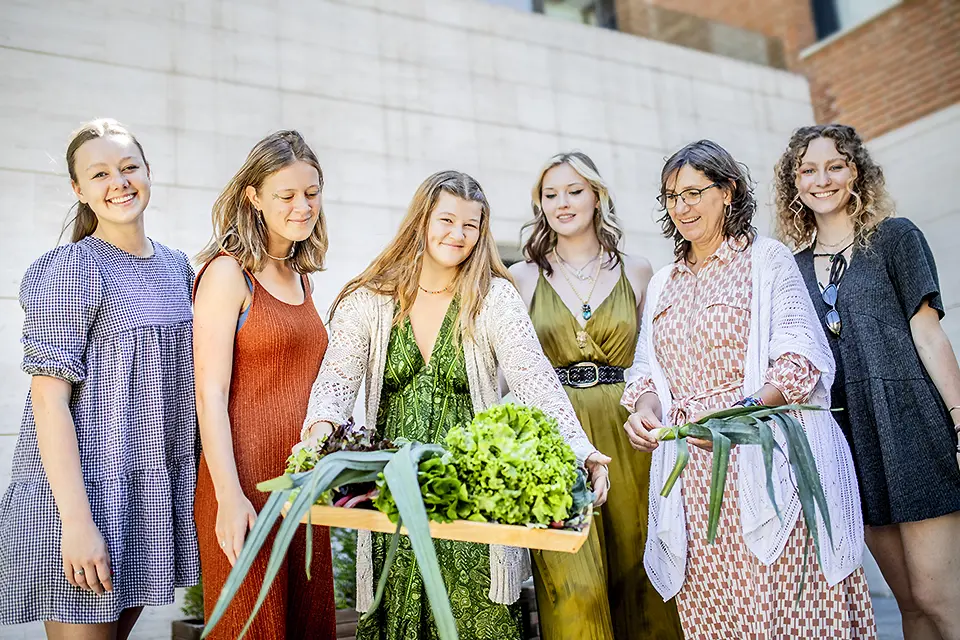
[581,303,592,320]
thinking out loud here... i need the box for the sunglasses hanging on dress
[814,240,853,337]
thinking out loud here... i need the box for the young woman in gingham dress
[0,119,199,638]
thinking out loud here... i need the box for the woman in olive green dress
[511,152,684,640]
[301,170,612,639]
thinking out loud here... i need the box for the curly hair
[658,140,757,262]
[774,124,894,251]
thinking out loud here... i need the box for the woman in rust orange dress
[192,130,336,639]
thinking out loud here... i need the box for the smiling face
[664,164,730,250]
[246,160,322,243]
[796,137,855,218]
[70,134,151,227]
[540,162,598,239]
[423,191,482,270]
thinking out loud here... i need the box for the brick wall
[800,0,960,140]
[614,0,816,67]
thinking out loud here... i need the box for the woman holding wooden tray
[510,151,683,640]
[300,169,610,640]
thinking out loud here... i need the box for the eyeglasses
[821,282,841,336]
[658,183,719,210]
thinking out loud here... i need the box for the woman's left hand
[585,451,612,506]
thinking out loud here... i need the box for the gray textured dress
[796,217,960,526]
[0,235,200,624]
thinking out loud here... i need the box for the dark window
[810,0,899,40]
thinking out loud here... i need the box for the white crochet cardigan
[303,277,597,611]
[625,236,864,601]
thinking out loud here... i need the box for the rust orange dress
[193,258,336,640]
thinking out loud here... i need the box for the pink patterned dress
[622,240,876,639]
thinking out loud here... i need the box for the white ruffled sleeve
[488,280,597,464]
[302,289,373,439]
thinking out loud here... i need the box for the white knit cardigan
[625,236,864,601]
[303,277,597,611]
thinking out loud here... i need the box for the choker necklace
[419,283,451,295]
[556,248,602,281]
[813,240,854,289]
[815,231,855,250]
[265,245,296,261]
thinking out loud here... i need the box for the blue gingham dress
[0,236,200,624]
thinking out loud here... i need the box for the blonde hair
[330,170,514,339]
[196,130,327,273]
[521,151,624,275]
[63,118,149,243]
[774,124,894,251]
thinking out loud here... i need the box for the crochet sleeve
[622,271,663,411]
[302,290,372,439]
[489,281,597,464]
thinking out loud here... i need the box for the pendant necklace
[554,250,603,350]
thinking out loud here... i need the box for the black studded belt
[554,362,625,389]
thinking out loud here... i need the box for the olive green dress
[356,299,523,640]
[529,268,683,640]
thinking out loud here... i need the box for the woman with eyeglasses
[775,124,960,639]
[622,139,875,638]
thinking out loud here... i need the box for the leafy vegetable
[375,449,475,523]
[445,404,578,526]
[653,404,833,561]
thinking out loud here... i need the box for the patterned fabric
[624,237,866,600]
[356,299,522,640]
[529,267,683,640]
[304,278,596,610]
[797,217,960,525]
[621,240,818,415]
[193,256,336,640]
[0,236,199,624]
[623,239,875,638]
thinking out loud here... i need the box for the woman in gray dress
[0,119,199,639]
[776,124,960,639]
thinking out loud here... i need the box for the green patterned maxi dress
[355,299,523,640]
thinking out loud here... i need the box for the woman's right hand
[215,490,257,566]
[61,517,112,594]
[623,394,664,453]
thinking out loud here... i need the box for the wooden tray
[285,504,591,553]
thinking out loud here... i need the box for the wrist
[60,510,95,527]
[634,391,661,416]
[735,396,765,408]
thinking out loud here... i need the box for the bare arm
[33,376,112,593]
[911,301,960,428]
[193,256,256,564]
[624,255,654,326]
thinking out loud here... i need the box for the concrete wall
[0,0,817,484]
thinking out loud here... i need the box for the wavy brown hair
[774,124,894,251]
[521,151,624,276]
[658,140,757,262]
[330,170,513,340]
[63,118,149,243]
[196,130,327,273]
